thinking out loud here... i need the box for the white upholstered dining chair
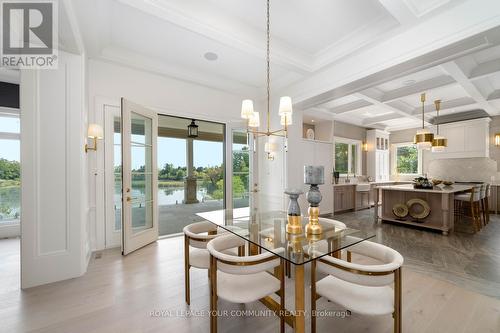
[183,221,243,305]
[207,233,285,333]
[310,238,404,333]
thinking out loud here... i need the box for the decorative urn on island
[284,188,303,234]
[304,166,324,235]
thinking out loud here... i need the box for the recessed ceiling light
[204,52,218,61]
[403,79,416,86]
[311,119,315,122]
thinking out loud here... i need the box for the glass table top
[197,208,375,265]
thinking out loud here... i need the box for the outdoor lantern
[187,119,199,138]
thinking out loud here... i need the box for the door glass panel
[232,130,250,209]
[130,112,153,233]
[113,119,122,231]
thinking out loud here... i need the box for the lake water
[0,185,213,222]
[0,186,20,220]
[114,185,212,206]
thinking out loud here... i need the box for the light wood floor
[0,237,499,333]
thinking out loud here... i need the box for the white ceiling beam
[487,89,500,101]
[441,61,499,115]
[362,113,404,126]
[469,59,500,80]
[354,92,431,125]
[410,97,477,115]
[377,0,418,26]
[381,75,456,103]
[330,100,372,114]
[305,107,336,119]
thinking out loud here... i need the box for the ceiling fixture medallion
[414,93,434,150]
[204,52,218,61]
[432,100,447,152]
[240,0,292,142]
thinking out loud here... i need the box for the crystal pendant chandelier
[240,0,292,140]
[431,100,447,152]
[414,93,434,150]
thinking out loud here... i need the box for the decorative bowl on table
[443,181,454,186]
[432,179,442,186]
[413,177,434,189]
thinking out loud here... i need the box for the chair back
[318,218,346,230]
[183,221,219,249]
[317,238,403,287]
[472,184,482,202]
[207,234,281,275]
[479,184,487,199]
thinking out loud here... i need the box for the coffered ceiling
[73,0,500,131]
[308,41,500,131]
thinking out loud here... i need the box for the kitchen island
[374,184,472,235]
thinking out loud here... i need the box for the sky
[0,117,20,161]
[156,137,223,169]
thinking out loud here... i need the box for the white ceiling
[71,0,500,131]
[310,43,500,131]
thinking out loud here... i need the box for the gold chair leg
[210,255,217,333]
[280,259,285,333]
[184,235,190,305]
[394,267,402,333]
[347,251,352,263]
[311,260,317,333]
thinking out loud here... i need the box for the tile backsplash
[427,157,497,183]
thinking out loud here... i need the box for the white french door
[121,98,158,255]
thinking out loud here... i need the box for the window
[334,138,361,175]
[0,113,20,222]
[392,142,422,175]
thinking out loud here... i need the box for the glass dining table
[197,207,375,333]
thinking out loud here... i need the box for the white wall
[87,59,266,250]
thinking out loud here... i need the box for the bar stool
[481,184,490,225]
[454,184,483,232]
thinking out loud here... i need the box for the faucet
[345,173,350,183]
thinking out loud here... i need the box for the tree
[396,146,418,174]
[0,158,20,180]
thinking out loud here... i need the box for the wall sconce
[264,141,277,160]
[495,133,500,146]
[362,142,368,152]
[85,123,103,153]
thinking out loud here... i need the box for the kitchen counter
[374,184,472,235]
[376,184,473,194]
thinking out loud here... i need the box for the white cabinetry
[431,118,490,159]
[367,129,390,181]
